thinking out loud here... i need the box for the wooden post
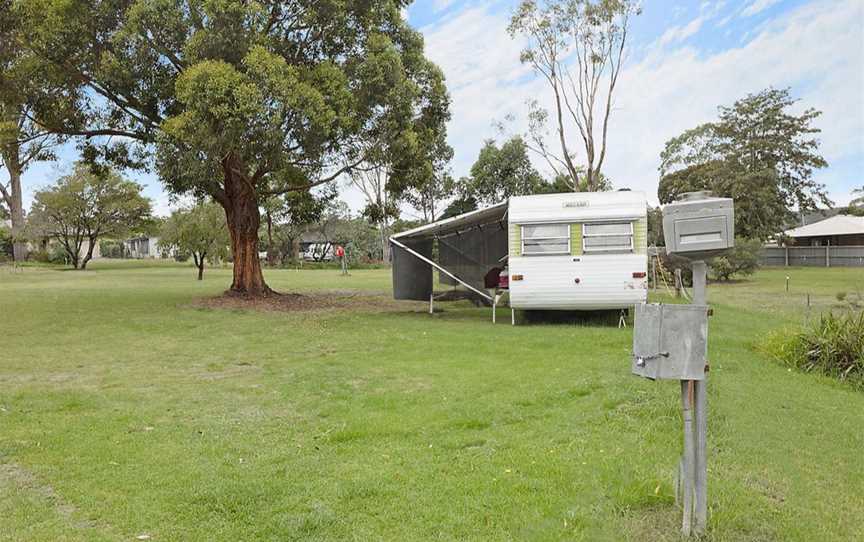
[674,268,684,298]
[826,241,830,268]
[785,246,789,267]
[651,255,657,291]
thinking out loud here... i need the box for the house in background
[784,215,864,246]
[299,230,334,261]
[124,236,164,258]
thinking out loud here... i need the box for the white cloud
[659,15,707,45]
[741,0,784,18]
[420,0,864,205]
[433,0,458,13]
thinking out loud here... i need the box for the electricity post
[633,192,734,536]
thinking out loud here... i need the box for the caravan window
[583,222,633,253]
[522,224,570,255]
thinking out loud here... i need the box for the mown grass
[1,262,862,541]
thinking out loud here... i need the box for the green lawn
[1,262,862,541]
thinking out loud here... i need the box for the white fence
[760,246,864,267]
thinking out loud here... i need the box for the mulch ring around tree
[188,290,410,314]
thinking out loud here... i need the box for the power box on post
[632,303,709,381]
[662,192,734,259]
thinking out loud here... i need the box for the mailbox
[662,191,734,259]
[632,303,708,380]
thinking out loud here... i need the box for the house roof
[784,214,864,238]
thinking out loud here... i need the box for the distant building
[784,214,864,246]
[299,230,334,261]
[124,236,164,258]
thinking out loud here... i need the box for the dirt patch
[0,462,86,527]
[188,290,417,314]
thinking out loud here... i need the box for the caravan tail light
[632,272,647,278]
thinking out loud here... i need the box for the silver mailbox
[632,303,708,380]
[662,192,734,259]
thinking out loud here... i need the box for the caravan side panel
[508,254,647,310]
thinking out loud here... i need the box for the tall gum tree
[20,0,450,295]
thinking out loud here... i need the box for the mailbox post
[633,191,734,536]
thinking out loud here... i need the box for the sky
[15,0,864,218]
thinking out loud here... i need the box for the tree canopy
[466,137,545,206]
[0,0,71,260]
[19,0,450,294]
[28,163,152,269]
[659,88,829,240]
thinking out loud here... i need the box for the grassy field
[1,262,862,541]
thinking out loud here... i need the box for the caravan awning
[390,202,509,302]
[392,202,508,241]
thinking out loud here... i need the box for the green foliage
[535,171,613,193]
[765,312,864,389]
[850,186,864,208]
[659,88,829,240]
[98,239,126,259]
[465,136,545,205]
[647,206,664,247]
[159,201,230,278]
[709,238,763,281]
[28,163,152,269]
[0,223,12,260]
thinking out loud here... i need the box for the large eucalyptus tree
[19,0,449,294]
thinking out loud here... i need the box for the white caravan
[390,191,648,313]
[507,192,648,311]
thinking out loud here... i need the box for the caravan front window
[583,222,633,253]
[521,224,570,255]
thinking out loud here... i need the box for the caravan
[507,192,648,310]
[390,191,648,314]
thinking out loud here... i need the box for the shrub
[709,237,761,281]
[764,311,864,389]
[0,226,12,260]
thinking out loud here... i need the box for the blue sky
[16,0,864,217]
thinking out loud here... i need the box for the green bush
[0,226,12,260]
[709,237,762,281]
[764,311,864,389]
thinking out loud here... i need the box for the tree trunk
[0,144,27,262]
[380,223,390,263]
[195,251,205,280]
[219,154,271,296]
[265,208,276,266]
[79,236,96,270]
[67,244,79,269]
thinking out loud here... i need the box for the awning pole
[389,237,493,302]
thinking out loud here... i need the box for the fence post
[826,244,830,268]
[785,246,789,267]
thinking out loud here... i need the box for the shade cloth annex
[389,202,509,302]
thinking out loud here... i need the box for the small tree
[467,137,545,206]
[709,237,762,281]
[850,186,864,208]
[160,202,229,280]
[29,164,151,269]
[350,164,399,262]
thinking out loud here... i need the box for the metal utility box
[663,192,734,259]
[632,303,709,380]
